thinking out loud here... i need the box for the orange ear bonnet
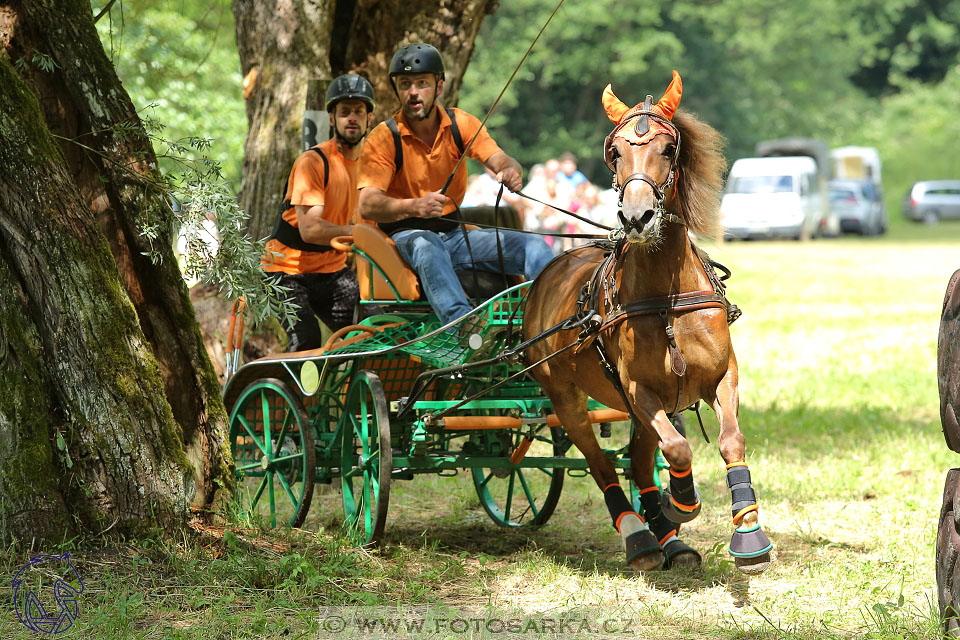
[603,70,683,147]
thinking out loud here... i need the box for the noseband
[603,97,684,226]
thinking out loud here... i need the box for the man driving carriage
[262,74,376,350]
[357,43,554,326]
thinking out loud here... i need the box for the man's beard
[334,125,365,148]
[403,98,435,122]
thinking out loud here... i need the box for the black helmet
[325,74,375,112]
[389,43,445,82]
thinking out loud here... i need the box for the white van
[720,156,825,240]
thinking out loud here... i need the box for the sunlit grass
[2,231,957,639]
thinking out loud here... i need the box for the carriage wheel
[470,427,566,528]
[938,469,960,636]
[308,390,347,480]
[229,378,316,528]
[340,371,392,545]
[939,269,960,453]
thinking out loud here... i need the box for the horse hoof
[729,525,774,575]
[729,525,773,557]
[625,529,663,572]
[629,550,664,572]
[662,539,701,570]
[660,487,701,523]
[735,552,772,575]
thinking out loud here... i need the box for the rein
[439,0,567,195]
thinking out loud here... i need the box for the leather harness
[578,103,739,424]
[575,237,738,421]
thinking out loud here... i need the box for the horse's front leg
[551,391,663,572]
[630,424,701,569]
[630,385,703,525]
[711,367,774,575]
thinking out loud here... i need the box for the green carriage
[222,226,666,544]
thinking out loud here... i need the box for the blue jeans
[392,227,555,325]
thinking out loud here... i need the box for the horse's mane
[672,109,727,240]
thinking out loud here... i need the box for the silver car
[903,180,960,223]
[829,179,887,235]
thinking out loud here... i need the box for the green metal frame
[226,264,672,538]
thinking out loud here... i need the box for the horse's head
[602,71,683,244]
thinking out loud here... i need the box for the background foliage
[95,0,960,218]
[96,0,245,186]
[460,0,960,197]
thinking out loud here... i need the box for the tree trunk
[233,0,498,239]
[0,0,231,541]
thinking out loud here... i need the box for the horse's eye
[609,147,620,163]
[663,144,677,158]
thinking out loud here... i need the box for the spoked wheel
[470,427,567,527]
[229,378,316,528]
[340,371,392,545]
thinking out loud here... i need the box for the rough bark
[0,0,231,540]
[938,274,960,635]
[233,0,498,239]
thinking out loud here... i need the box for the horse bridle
[603,95,684,225]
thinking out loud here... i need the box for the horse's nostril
[640,209,656,226]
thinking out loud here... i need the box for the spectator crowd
[462,152,618,253]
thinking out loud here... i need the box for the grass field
[3,219,959,639]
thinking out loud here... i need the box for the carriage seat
[332,224,524,304]
[346,223,421,301]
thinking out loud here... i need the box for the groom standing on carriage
[357,43,554,327]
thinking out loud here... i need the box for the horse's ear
[656,70,683,120]
[602,84,630,124]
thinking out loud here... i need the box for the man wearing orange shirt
[357,43,553,326]
[262,74,375,350]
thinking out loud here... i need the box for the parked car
[829,178,887,235]
[720,156,826,240]
[903,180,960,223]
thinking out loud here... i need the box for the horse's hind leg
[630,420,701,570]
[712,370,774,575]
[549,389,663,571]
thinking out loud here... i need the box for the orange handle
[227,307,238,352]
[330,235,355,253]
[440,416,522,430]
[545,408,629,427]
[509,437,533,464]
[321,324,378,353]
[235,314,246,350]
[227,297,247,352]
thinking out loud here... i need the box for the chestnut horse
[523,71,773,574]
